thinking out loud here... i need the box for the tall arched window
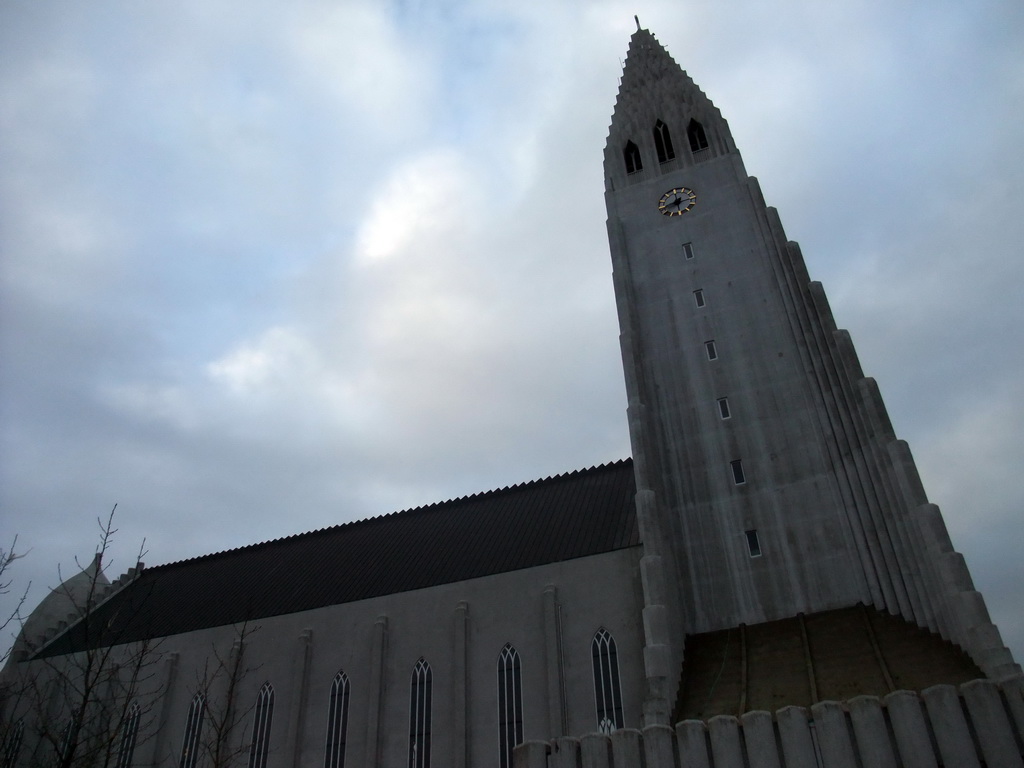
[623,141,643,174]
[248,682,274,768]
[1,720,24,768]
[115,701,141,768]
[324,670,350,768]
[408,658,432,768]
[653,120,675,163]
[179,693,206,768]
[687,119,709,153]
[496,644,523,768]
[591,629,624,734]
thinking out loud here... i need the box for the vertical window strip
[409,658,432,768]
[497,644,523,768]
[705,340,718,360]
[693,289,705,307]
[179,693,206,768]
[746,530,762,557]
[324,671,350,768]
[717,397,731,419]
[731,459,746,485]
[591,629,624,734]
[1,720,24,768]
[248,683,274,768]
[115,701,141,768]
[682,242,694,260]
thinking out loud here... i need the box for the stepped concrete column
[848,696,896,768]
[775,706,817,768]
[883,691,937,768]
[921,684,981,768]
[741,711,781,768]
[675,720,711,768]
[961,679,1024,768]
[708,716,743,767]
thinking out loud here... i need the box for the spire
[604,29,736,188]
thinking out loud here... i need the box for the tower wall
[607,150,868,633]
[603,31,1020,721]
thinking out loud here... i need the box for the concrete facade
[4,549,647,767]
[515,677,1024,768]
[602,28,1019,725]
[3,26,1022,768]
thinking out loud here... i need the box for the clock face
[658,187,697,216]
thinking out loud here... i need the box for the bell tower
[604,28,1018,724]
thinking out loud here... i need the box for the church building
[3,27,1022,768]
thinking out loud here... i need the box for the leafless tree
[180,621,263,768]
[0,508,163,768]
[1,537,30,766]
[1,537,28,666]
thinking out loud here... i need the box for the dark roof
[40,460,638,655]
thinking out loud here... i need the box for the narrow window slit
[745,530,762,557]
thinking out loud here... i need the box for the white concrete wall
[515,676,1024,768]
[4,547,646,768]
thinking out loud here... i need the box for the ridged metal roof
[40,460,638,654]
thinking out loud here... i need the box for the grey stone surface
[741,710,781,768]
[884,690,938,768]
[961,678,1024,768]
[675,720,711,768]
[776,707,818,768]
[809,701,856,768]
[922,684,982,768]
[848,696,896,768]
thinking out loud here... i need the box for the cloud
[207,326,319,398]
[354,150,478,265]
[1,0,1021,666]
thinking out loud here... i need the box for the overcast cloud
[2,1,1022,664]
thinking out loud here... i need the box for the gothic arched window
[497,644,523,768]
[653,120,675,163]
[623,141,643,174]
[179,693,206,768]
[248,682,274,768]
[687,119,710,153]
[409,658,432,768]
[115,701,141,768]
[324,670,350,768]
[591,628,624,734]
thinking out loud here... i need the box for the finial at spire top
[634,15,641,31]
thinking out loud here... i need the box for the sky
[2,1,1022,665]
